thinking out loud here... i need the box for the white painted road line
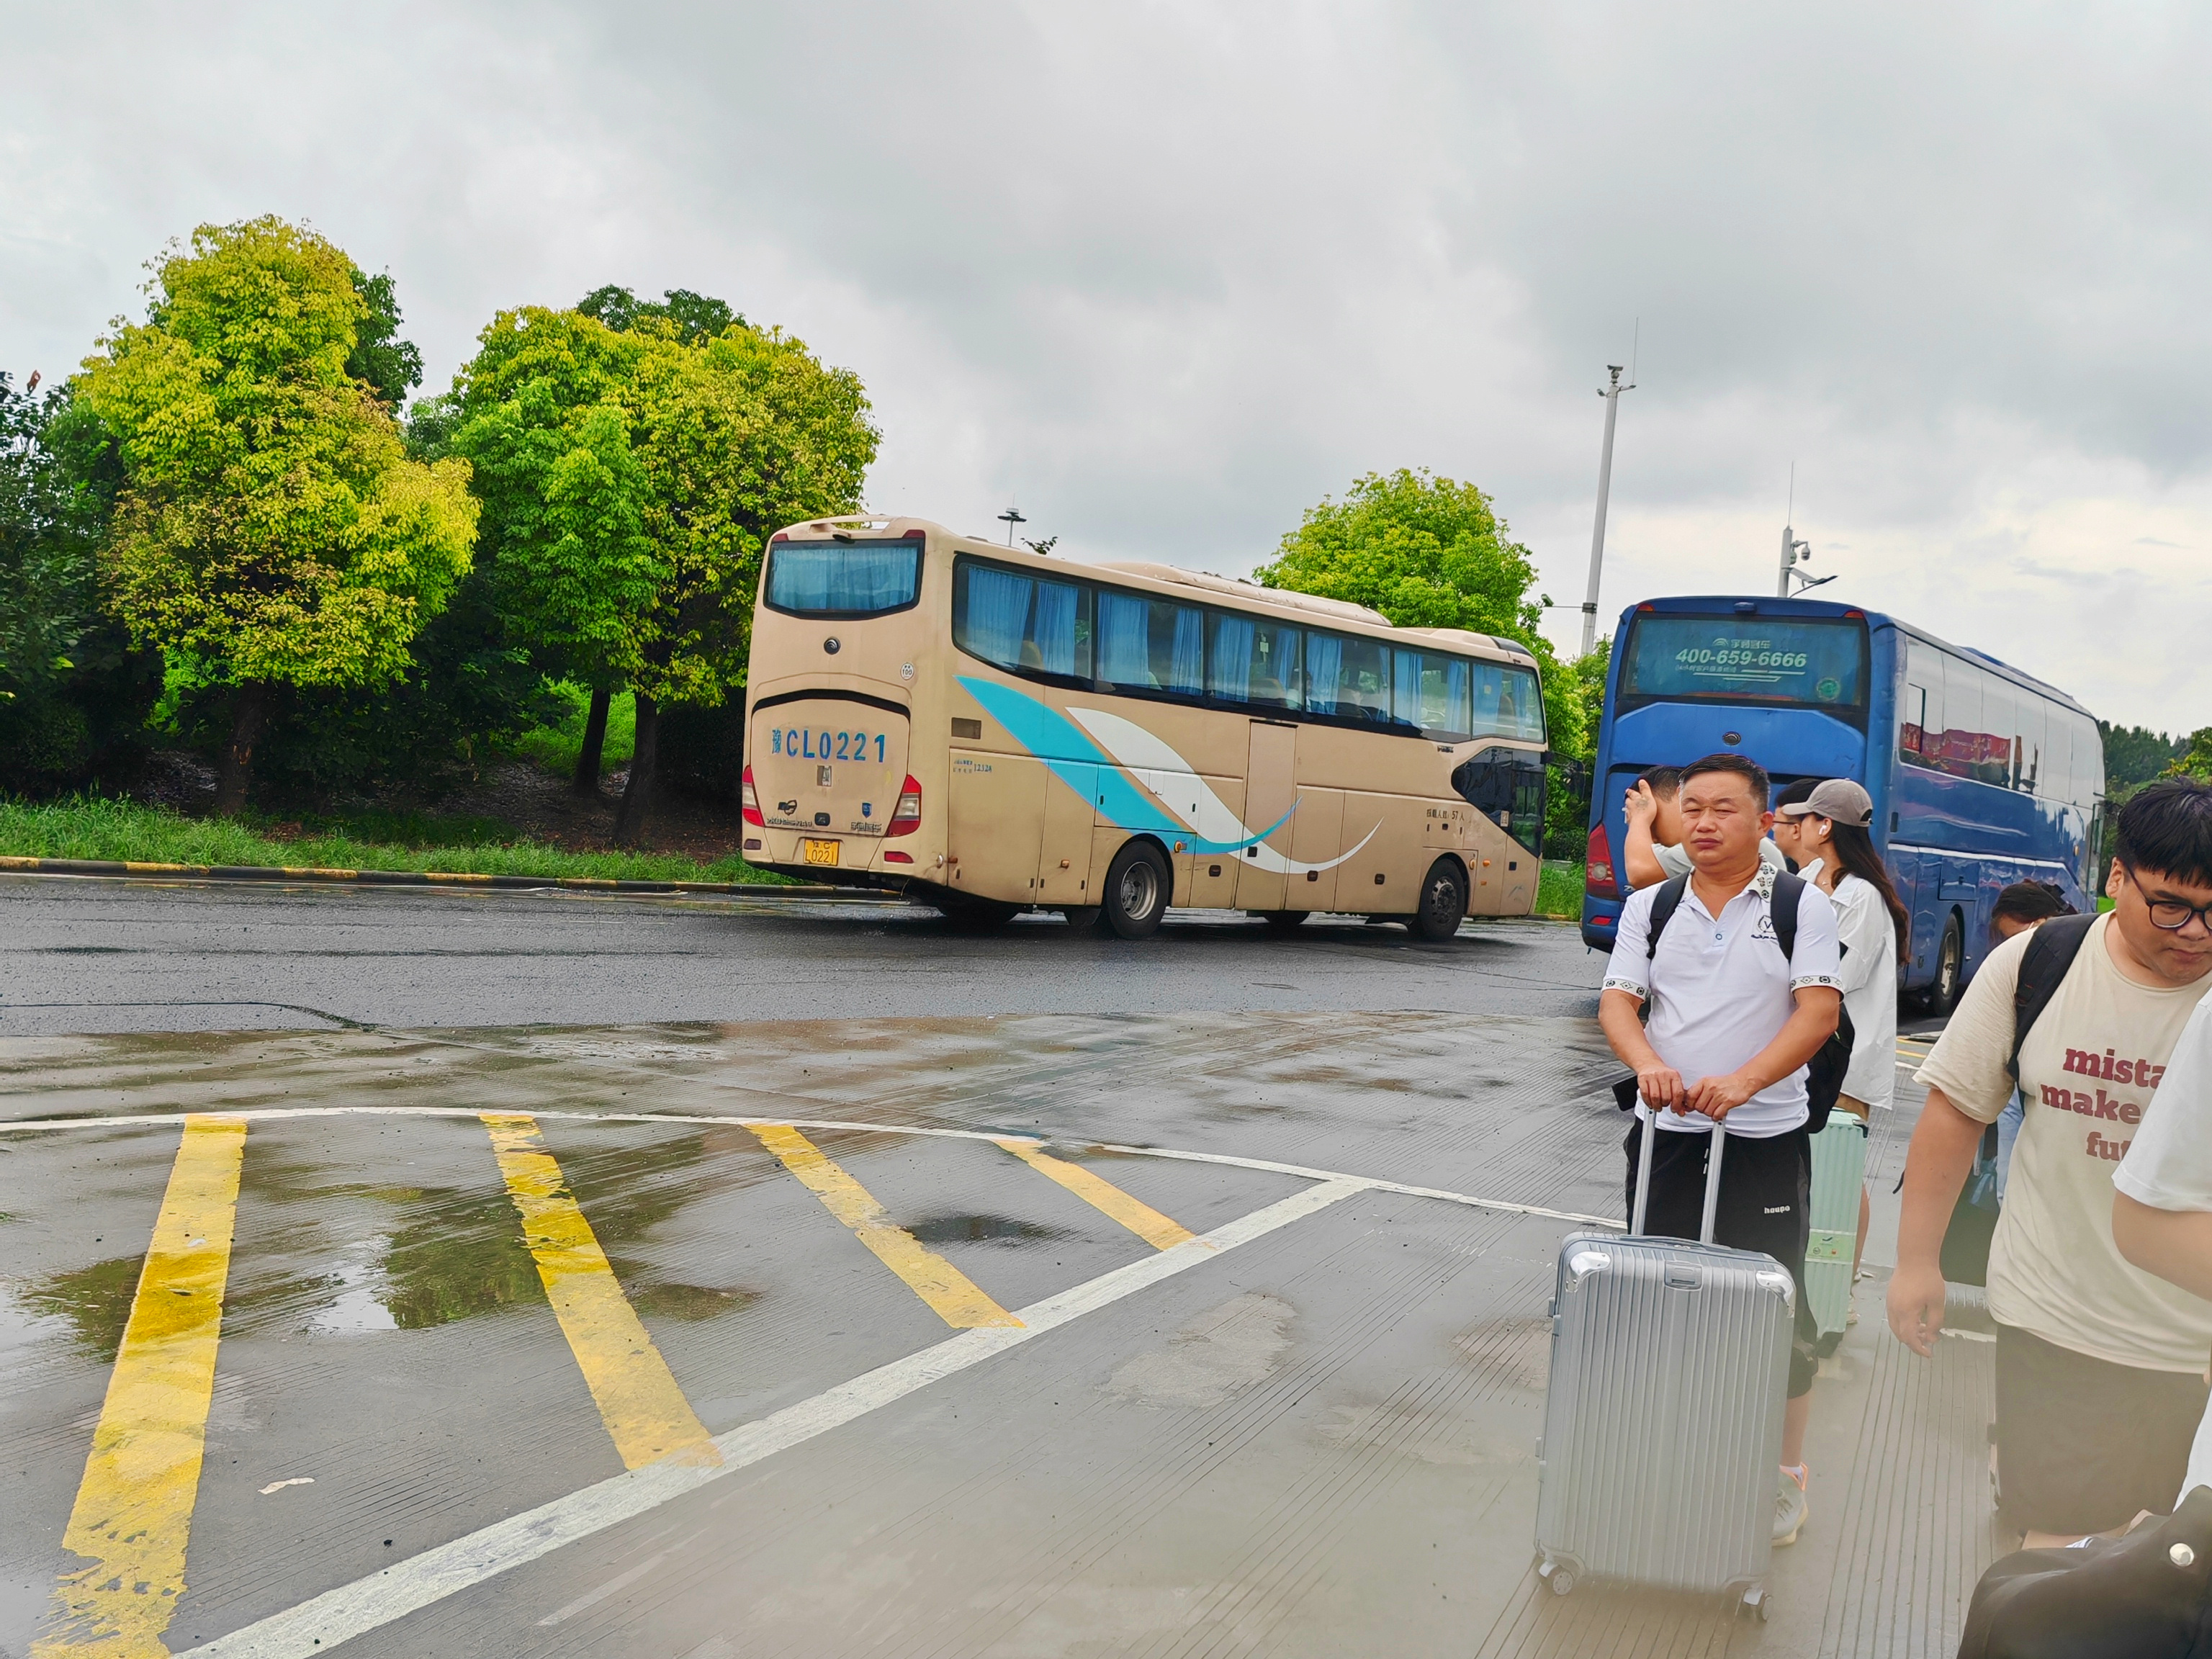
[172,1177,1371,1658]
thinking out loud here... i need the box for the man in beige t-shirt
[1889,780,2212,1545]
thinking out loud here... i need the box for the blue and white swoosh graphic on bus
[958,676,1380,873]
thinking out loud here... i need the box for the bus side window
[954,561,1089,682]
[1208,613,1303,710]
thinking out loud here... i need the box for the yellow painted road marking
[482,1114,718,1470]
[995,1139,1197,1251]
[749,1124,1022,1328]
[35,1115,247,1659]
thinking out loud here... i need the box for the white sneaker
[1774,1464,1809,1547]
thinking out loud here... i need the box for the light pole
[998,506,1027,547]
[1776,526,1830,596]
[1580,364,1632,657]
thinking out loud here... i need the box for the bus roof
[774,516,1541,667]
[1617,593,2092,716]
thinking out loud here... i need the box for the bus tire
[1926,912,1964,1014]
[1100,841,1171,940]
[1411,858,1468,943]
[1262,911,1310,934]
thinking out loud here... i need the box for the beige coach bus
[740,516,1550,940]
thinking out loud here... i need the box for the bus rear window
[1620,614,1867,711]
[764,539,922,618]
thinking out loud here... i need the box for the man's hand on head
[1624,781,1659,828]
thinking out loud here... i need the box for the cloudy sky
[4,4,2206,728]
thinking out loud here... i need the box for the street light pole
[1581,364,1632,657]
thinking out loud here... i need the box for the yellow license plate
[802,838,841,867]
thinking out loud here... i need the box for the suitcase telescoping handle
[1629,1105,1730,1244]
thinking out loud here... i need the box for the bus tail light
[1586,824,1618,898]
[887,776,924,837]
[741,766,764,828]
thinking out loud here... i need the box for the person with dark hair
[1623,763,1788,889]
[1988,881,2081,1198]
[1890,778,2212,1547]
[1776,779,1908,1305]
[1599,750,1842,1546]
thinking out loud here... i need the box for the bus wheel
[1411,858,1468,943]
[1100,842,1171,939]
[1928,912,1964,1014]
[1262,911,1310,934]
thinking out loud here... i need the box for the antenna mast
[1580,362,1634,657]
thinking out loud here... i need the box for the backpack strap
[2008,912,2097,1083]
[1645,873,1691,958]
[1770,870,1802,963]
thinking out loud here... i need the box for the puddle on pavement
[19,1254,146,1361]
[631,1282,760,1320]
[907,1213,1066,1245]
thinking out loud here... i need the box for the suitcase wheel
[1736,1588,1769,1622]
[1549,1569,1575,1597]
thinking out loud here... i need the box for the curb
[0,855,851,899]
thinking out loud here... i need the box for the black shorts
[1994,1324,2208,1537]
[1623,1118,1819,1398]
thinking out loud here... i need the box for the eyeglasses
[2122,864,2212,932]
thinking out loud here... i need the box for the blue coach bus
[1578,595,2104,1011]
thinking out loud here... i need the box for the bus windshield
[1619,613,1867,713]
[765,538,923,619]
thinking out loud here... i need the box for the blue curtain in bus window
[1248,621,1301,709]
[766,541,920,614]
[1306,632,1343,714]
[1336,636,1392,724]
[1503,665,1545,742]
[963,566,1032,669]
[1471,663,1508,737]
[1442,659,1471,737]
[1167,606,1204,696]
[1031,579,1081,676]
[1392,651,1423,728]
[1210,613,1255,703]
[1097,592,1150,686]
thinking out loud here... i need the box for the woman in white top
[1773,778,1909,1280]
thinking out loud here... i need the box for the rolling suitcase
[1534,1112,1797,1617]
[1804,1114,1868,1350]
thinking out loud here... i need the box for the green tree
[1260,466,1580,739]
[76,216,479,811]
[2103,720,2185,794]
[578,285,741,346]
[346,268,426,409]
[452,303,876,842]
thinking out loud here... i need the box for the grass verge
[1537,859,1586,919]
[0,797,788,886]
[513,685,635,777]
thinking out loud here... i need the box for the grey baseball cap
[1776,778,1874,827]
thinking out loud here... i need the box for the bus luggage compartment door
[1233,720,1299,912]
[752,697,912,867]
[948,750,1046,902]
[1035,764,1097,905]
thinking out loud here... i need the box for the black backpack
[1940,909,2094,1285]
[1611,870,1856,1134]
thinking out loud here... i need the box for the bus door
[1233,720,1298,912]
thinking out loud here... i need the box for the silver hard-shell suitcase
[1534,1113,1796,1617]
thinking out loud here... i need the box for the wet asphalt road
[0,881,1984,1658]
[0,876,1608,1035]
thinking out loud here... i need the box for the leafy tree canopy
[578,284,742,346]
[1258,468,1581,759]
[73,215,478,806]
[346,268,425,408]
[0,372,103,702]
[452,304,877,710]
[2103,721,2185,792]
[77,215,478,693]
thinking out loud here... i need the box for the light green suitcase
[1806,1115,1867,1348]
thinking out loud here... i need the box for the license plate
[802,839,840,867]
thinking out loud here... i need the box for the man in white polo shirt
[1599,751,1843,1547]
